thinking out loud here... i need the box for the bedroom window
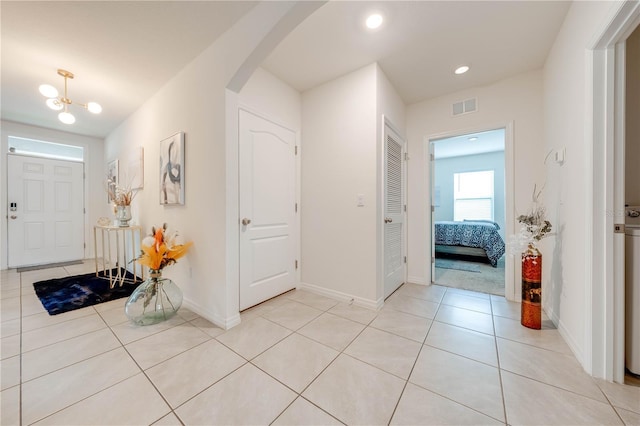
[453,170,494,221]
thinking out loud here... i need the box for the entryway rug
[33,269,139,315]
[435,258,481,273]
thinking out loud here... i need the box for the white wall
[406,70,544,286]
[239,67,301,129]
[433,151,506,239]
[0,120,105,269]
[543,0,620,367]
[300,63,405,306]
[626,25,640,205]
[104,2,313,328]
[301,64,379,303]
[376,64,406,132]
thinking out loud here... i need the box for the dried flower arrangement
[511,184,553,254]
[106,176,138,206]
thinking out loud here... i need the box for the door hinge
[404,204,407,212]
[404,152,409,161]
[295,146,298,155]
[431,205,435,212]
[84,208,86,214]
[295,203,298,213]
[295,260,298,269]
[404,256,407,263]
[432,256,435,264]
[430,153,434,161]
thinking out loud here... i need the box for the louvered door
[383,124,406,298]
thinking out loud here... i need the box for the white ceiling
[262,1,571,103]
[433,128,505,159]
[1,1,571,139]
[1,1,257,138]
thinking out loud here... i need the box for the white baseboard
[545,306,584,367]
[298,282,383,310]
[407,276,427,285]
[182,297,241,330]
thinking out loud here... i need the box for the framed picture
[107,159,119,204]
[128,147,144,190]
[159,132,185,205]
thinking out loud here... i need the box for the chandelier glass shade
[39,69,101,124]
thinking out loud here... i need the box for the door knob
[10,215,17,219]
[384,217,393,223]
[241,218,251,226]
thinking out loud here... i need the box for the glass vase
[124,270,182,325]
[521,245,542,329]
[115,205,132,227]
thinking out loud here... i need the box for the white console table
[93,224,144,288]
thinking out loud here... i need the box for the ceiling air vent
[452,98,477,116]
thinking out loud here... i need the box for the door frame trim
[225,92,300,327]
[423,121,515,300]
[587,0,640,381]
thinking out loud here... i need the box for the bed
[434,220,506,267]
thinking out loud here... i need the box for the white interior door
[384,124,406,298]
[239,109,297,310]
[7,154,84,268]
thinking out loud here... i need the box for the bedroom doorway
[429,128,507,296]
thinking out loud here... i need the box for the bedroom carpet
[434,257,505,296]
[435,258,481,273]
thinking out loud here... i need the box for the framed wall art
[159,132,184,205]
[107,159,119,204]
[128,147,144,190]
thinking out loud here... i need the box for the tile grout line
[181,296,342,425]
[103,312,188,425]
[14,274,638,425]
[19,270,24,426]
[387,286,507,425]
[490,294,510,425]
[261,298,378,425]
[23,277,195,425]
[386,294,441,425]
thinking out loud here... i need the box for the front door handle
[242,218,251,226]
[10,215,17,220]
[384,217,393,223]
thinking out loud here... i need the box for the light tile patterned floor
[2,263,640,425]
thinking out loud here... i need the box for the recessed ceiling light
[366,14,383,29]
[468,136,478,141]
[454,65,470,75]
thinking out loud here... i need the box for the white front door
[239,109,297,310]
[383,124,406,298]
[7,154,85,267]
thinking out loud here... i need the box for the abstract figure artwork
[159,132,185,205]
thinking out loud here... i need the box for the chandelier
[39,69,102,124]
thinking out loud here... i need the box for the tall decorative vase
[124,270,182,325]
[521,246,542,329]
[115,205,132,227]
